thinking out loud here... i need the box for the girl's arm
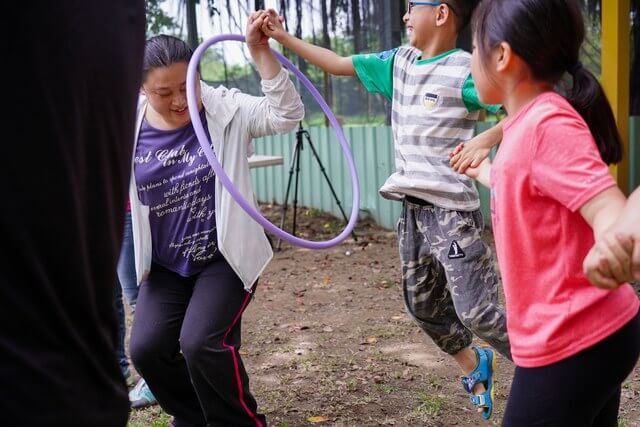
[261,9,355,76]
[583,188,639,288]
[463,158,492,188]
[579,186,630,289]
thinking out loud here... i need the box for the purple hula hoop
[186,34,360,249]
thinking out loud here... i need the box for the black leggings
[503,310,640,427]
[130,260,266,427]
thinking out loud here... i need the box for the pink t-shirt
[491,92,639,368]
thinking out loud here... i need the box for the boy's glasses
[407,1,456,15]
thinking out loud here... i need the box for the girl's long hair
[473,0,623,164]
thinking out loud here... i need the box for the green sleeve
[351,48,397,101]
[462,74,502,113]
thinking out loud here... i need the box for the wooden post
[601,0,630,194]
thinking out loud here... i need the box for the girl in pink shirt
[462,0,640,425]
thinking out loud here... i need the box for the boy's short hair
[448,0,481,32]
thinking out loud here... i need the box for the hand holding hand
[260,9,287,42]
[584,228,639,289]
[449,141,491,174]
[246,10,271,48]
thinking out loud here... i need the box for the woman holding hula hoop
[128,12,303,427]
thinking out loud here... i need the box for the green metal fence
[251,126,399,229]
[252,118,640,230]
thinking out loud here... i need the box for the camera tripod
[276,123,357,250]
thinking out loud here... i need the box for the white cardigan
[129,68,304,291]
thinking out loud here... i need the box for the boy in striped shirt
[262,1,507,418]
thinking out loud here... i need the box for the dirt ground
[128,204,640,427]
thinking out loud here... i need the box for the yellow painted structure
[601,0,631,194]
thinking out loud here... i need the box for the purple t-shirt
[134,110,220,276]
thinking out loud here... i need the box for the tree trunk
[216,11,229,87]
[321,0,331,48]
[295,0,303,39]
[321,0,333,126]
[280,0,289,32]
[186,0,198,49]
[380,0,404,125]
[330,0,337,32]
[294,0,307,79]
[309,0,317,45]
[352,0,362,53]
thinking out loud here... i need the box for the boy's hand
[261,9,287,42]
[246,10,270,48]
[449,141,491,174]
[450,122,502,174]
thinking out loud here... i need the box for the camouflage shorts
[398,199,511,359]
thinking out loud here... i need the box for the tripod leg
[276,140,301,250]
[291,139,302,238]
[304,132,358,242]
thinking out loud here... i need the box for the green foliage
[146,0,177,37]
[200,49,231,81]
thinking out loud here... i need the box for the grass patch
[127,406,171,427]
[415,392,445,417]
[374,383,396,394]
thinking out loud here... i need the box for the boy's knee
[404,297,435,325]
[456,307,491,335]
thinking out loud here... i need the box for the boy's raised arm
[262,9,355,76]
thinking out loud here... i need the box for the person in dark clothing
[0,2,145,426]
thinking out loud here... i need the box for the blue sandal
[460,347,495,420]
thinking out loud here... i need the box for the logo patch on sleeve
[376,48,398,61]
[448,240,466,259]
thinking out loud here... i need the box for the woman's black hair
[142,35,198,82]
[473,0,623,164]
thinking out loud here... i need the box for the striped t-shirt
[352,47,500,211]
